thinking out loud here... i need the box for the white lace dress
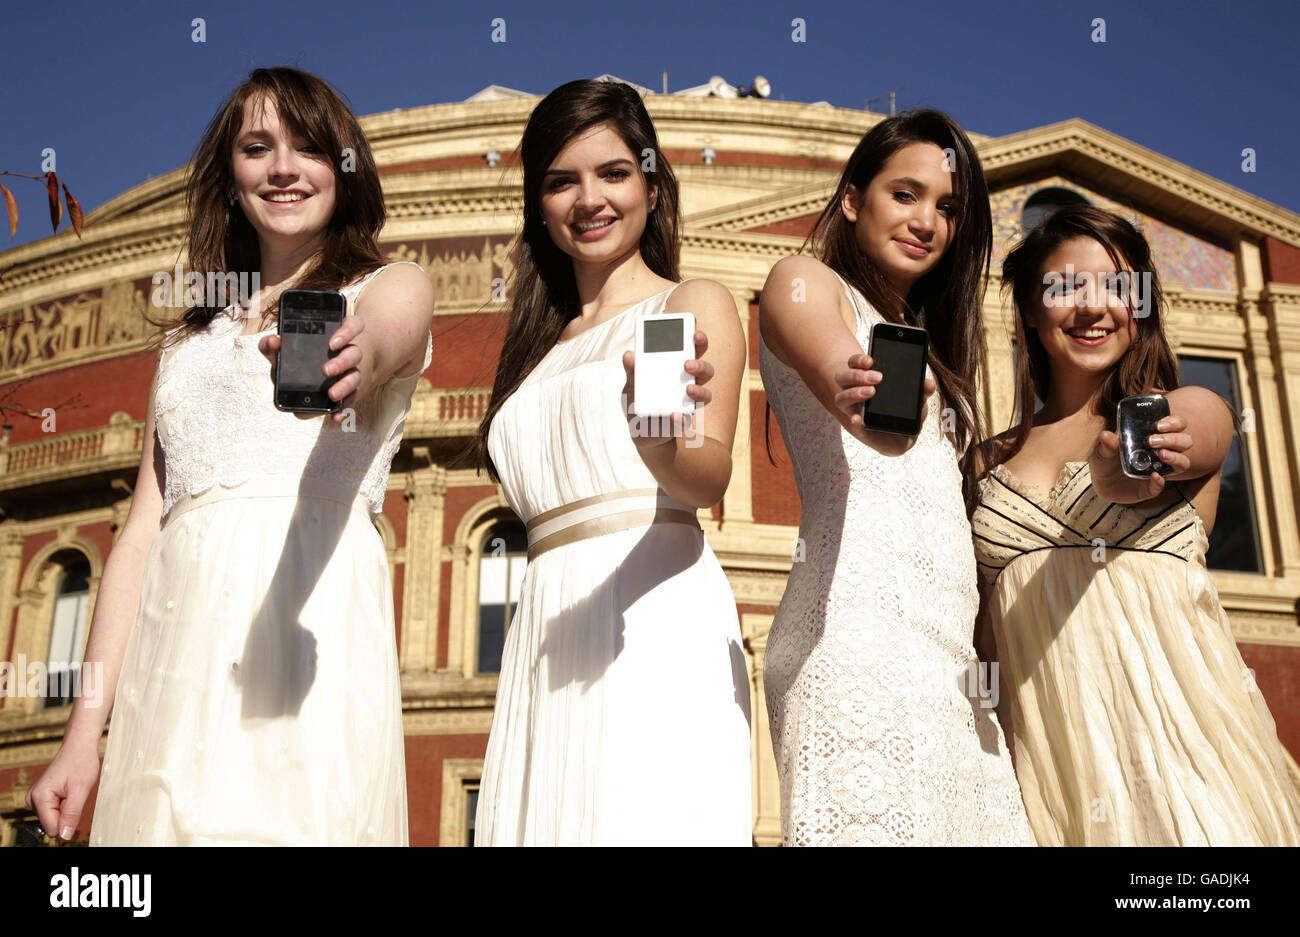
[89,262,431,846]
[758,271,1032,846]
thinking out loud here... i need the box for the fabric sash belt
[524,487,701,561]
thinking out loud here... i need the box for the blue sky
[1,0,1296,252]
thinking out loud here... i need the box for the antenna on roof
[663,71,668,94]
[866,88,903,116]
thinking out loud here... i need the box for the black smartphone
[1117,393,1175,478]
[861,321,929,436]
[274,289,346,413]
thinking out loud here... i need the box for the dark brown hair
[765,108,992,514]
[476,78,680,480]
[147,66,386,344]
[986,204,1180,473]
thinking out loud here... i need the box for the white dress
[89,262,431,846]
[478,281,753,846]
[758,271,1033,846]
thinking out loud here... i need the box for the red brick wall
[403,732,490,847]
[1239,643,1300,761]
[1261,237,1300,285]
[748,211,822,239]
[0,349,154,445]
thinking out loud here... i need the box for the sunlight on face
[1032,236,1139,379]
[231,94,337,250]
[843,142,957,296]
[539,122,657,267]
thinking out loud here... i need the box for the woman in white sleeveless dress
[758,109,1032,845]
[474,79,752,845]
[26,67,433,845]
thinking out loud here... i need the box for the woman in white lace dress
[26,67,433,845]
[758,109,1032,845]
[473,79,752,845]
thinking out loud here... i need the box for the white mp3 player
[632,312,696,417]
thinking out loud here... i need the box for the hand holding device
[859,321,929,436]
[271,289,346,415]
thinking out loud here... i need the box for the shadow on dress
[234,413,374,720]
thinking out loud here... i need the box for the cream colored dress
[973,460,1300,846]
[90,262,429,846]
[477,281,753,846]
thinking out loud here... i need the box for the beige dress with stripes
[973,460,1300,845]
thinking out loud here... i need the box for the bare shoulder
[974,426,1018,478]
[762,254,839,296]
[666,277,736,317]
[357,262,435,315]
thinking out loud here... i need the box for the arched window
[476,521,527,674]
[1021,187,1090,234]
[44,550,91,708]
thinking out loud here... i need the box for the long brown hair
[987,204,1180,473]
[764,108,992,514]
[476,78,681,480]
[146,66,386,344]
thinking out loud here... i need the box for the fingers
[622,349,635,377]
[329,315,365,350]
[692,329,709,358]
[1095,430,1120,456]
[1148,431,1192,453]
[922,376,937,398]
[1157,414,1188,434]
[847,353,873,372]
[58,783,89,840]
[323,344,362,377]
[684,357,714,385]
[1156,449,1191,472]
[258,334,281,365]
[30,783,62,841]
[834,365,882,392]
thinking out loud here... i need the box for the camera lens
[1131,449,1151,471]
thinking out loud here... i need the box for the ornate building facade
[2,78,1299,845]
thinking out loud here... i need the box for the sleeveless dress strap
[342,260,425,311]
[829,270,868,335]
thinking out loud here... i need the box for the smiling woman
[473,78,752,846]
[24,66,433,847]
[974,205,1300,845]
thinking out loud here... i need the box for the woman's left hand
[259,315,366,424]
[621,328,713,449]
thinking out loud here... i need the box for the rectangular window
[1177,355,1263,573]
[45,590,89,707]
[465,782,480,847]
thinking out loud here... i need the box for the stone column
[400,454,447,672]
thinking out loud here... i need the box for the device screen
[279,292,344,394]
[866,333,926,419]
[643,317,684,353]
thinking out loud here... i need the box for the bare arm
[259,263,436,423]
[624,279,745,508]
[759,255,934,448]
[28,357,167,837]
[1090,385,1235,505]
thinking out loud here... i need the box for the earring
[227,189,236,206]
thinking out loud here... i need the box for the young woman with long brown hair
[474,78,752,845]
[26,66,433,845]
[758,109,1032,845]
[974,204,1300,845]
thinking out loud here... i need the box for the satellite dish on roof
[707,75,727,97]
[751,76,771,98]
